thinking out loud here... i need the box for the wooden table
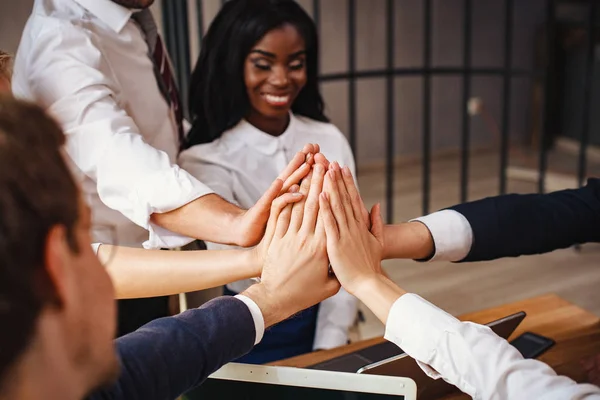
[270,294,600,399]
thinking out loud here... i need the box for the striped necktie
[132,9,184,148]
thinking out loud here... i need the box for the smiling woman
[179,0,359,366]
[184,0,327,146]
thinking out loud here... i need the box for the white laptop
[187,362,417,399]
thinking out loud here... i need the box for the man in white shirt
[319,163,600,400]
[12,0,316,333]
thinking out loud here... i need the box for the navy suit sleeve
[88,296,255,400]
[450,178,600,262]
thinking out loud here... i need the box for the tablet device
[187,362,417,399]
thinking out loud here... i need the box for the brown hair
[0,95,79,384]
[0,51,12,81]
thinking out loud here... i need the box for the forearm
[381,222,434,260]
[383,294,600,400]
[150,194,243,246]
[100,245,259,299]
[351,275,407,325]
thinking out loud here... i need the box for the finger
[319,192,340,242]
[245,178,284,231]
[263,190,304,245]
[324,169,348,228]
[332,162,355,225]
[277,152,310,194]
[314,153,330,169]
[300,164,326,233]
[275,203,294,238]
[289,170,313,232]
[302,143,316,155]
[341,165,369,228]
[280,162,311,195]
[370,203,384,244]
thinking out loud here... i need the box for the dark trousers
[117,296,170,337]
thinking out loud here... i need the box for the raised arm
[320,168,600,400]
[89,164,338,400]
[382,179,600,262]
[19,25,317,249]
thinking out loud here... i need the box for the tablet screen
[187,378,405,399]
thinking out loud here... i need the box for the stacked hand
[244,147,391,328]
[235,143,324,247]
[243,163,341,327]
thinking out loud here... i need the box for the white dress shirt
[179,114,358,350]
[12,0,213,249]
[383,294,600,400]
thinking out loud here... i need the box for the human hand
[233,144,319,247]
[328,161,370,229]
[243,164,340,328]
[319,165,384,296]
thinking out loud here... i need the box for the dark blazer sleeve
[450,178,600,262]
[88,296,256,400]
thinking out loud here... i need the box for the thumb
[370,203,384,244]
[251,178,284,219]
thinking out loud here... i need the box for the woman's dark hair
[185,0,328,148]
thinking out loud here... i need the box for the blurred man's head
[0,51,12,93]
[0,96,118,398]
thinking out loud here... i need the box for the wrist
[241,283,285,328]
[351,274,406,325]
[350,272,385,299]
[244,247,263,278]
[381,222,434,260]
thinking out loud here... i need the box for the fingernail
[314,164,323,173]
[290,185,299,193]
[332,161,339,170]
[328,170,335,179]
[343,166,351,176]
[292,192,303,197]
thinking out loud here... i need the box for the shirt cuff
[384,294,462,379]
[131,167,214,249]
[91,243,102,255]
[411,210,473,262]
[234,294,265,345]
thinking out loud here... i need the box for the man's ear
[42,225,74,309]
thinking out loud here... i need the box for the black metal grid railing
[164,0,598,223]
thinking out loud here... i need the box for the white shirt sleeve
[313,288,357,350]
[25,25,213,249]
[178,150,236,205]
[234,295,265,345]
[411,210,473,262]
[384,294,600,400]
[92,243,102,254]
